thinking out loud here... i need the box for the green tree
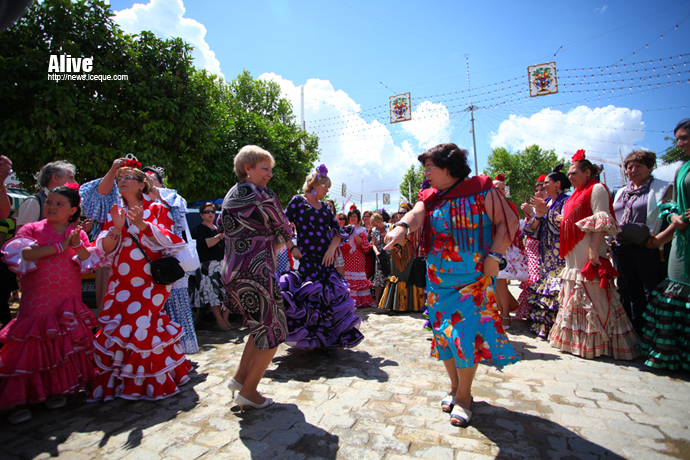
[399,164,424,206]
[484,145,565,212]
[0,0,318,205]
[660,136,684,165]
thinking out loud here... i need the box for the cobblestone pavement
[2,286,690,459]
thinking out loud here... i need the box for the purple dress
[524,192,569,338]
[280,195,364,348]
[221,181,293,350]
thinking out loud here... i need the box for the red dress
[87,195,192,401]
[0,221,99,410]
[342,226,374,308]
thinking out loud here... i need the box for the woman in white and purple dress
[280,165,364,349]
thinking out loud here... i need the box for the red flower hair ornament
[64,182,80,190]
[572,149,586,162]
[537,174,547,182]
[349,204,357,211]
[494,174,505,182]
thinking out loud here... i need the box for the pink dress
[0,221,99,410]
[87,195,192,402]
[516,236,540,318]
[342,226,374,308]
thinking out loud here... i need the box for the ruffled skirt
[549,274,638,360]
[638,278,690,370]
[526,273,563,338]
[280,270,364,349]
[516,238,540,318]
[0,297,98,410]
[497,244,529,282]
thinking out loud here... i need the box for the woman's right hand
[110,204,126,231]
[110,157,128,172]
[531,197,548,216]
[670,213,689,230]
[521,202,534,216]
[383,225,407,250]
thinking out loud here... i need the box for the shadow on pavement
[1,369,207,459]
[266,348,397,383]
[469,401,625,459]
[235,402,338,459]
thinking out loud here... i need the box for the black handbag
[128,228,185,285]
[410,256,427,289]
[377,251,391,278]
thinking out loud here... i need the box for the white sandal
[441,394,455,413]
[8,409,31,425]
[450,405,472,427]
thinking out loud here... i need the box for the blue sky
[108,0,690,209]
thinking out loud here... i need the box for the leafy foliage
[399,164,425,206]
[0,0,318,206]
[659,136,685,165]
[484,145,566,212]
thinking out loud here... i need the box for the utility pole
[301,85,305,131]
[465,55,479,176]
[361,178,363,208]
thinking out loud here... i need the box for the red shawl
[560,178,615,258]
[418,175,497,256]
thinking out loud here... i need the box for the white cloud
[595,5,609,13]
[260,72,426,210]
[401,101,451,149]
[490,105,646,187]
[114,0,223,79]
[655,160,682,182]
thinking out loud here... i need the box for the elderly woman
[221,146,294,410]
[639,119,690,370]
[369,212,391,305]
[87,167,192,402]
[385,143,519,427]
[522,165,571,338]
[79,158,199,354]
[17,161,76,230]
[342,206,375,307]
[611,150,671,335]
[189,203,231,331]
[549,151,637,359]
[280,165,364,349]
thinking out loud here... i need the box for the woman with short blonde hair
[303,171,332,194]
[234,145,275,181]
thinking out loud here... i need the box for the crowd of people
[0,118,689,428]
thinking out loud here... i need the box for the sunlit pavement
[2,284,689,459]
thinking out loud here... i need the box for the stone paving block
[658,425,690,441]
[337,444,385,460]
[365,399,407,414]
[621,446,680,460]
[597,399,642,414]
[581,406,631,422]
[120,448,162,460]
[351,408,387,423]
[403,404,441,419]
[440,434,491,453]
[558,396,598,408]
[578,428,631,455]
[162,442,209,459]
[319,413,356,429]
[559,413,606,429]
[618,386,663,399]
[489,442,542,459]
[392,395,430,406]
[397,427,441,444]
[369,434,410,453]
[195,429,238,448]
[224,439,269,457]
[330,428,370,446]
[607,419,665,440]
[635,437,677,454]
[574,390,609,401]
[410,445,454,459]
[388,414,428,428]
[353,420,397,438]
[628,412,687,428]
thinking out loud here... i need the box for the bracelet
[290,246,297,253]
[54,243,64,254]
[393,221,410,235]
[71,242,84,250]
[487,251,503,261]
[108,230,121,240]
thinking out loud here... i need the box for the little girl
[0,184,99,424]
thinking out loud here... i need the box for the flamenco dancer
[1,184,99,423]
[342,205,375,308]
[280,165,364,348]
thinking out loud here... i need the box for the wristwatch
[393,221,410,235]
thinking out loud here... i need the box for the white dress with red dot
[87,195,192,402]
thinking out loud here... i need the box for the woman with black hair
[0,184,99,423]
[549,151,637,359]
[342,206,375,307]
[522,165,571,338]
[384,143,519,427]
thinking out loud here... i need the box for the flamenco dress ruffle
[280,269,364,348]
[638,277,690,370]
[87,305,192,401]
[526,274,563,338]
[0,234,99,411]
[516,236,539,319]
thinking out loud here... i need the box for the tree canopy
[399,164,424,206]
[484,145,566,212]
[660,135,684,165]
[0,0,318,205]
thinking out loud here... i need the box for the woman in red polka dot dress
[342,206,375,308]
[87,168,192,402]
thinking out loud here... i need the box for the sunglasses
[201,210,215,214]
[116,175,140,183]
[338,218,346,221]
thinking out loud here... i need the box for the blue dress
[426,190,519,369]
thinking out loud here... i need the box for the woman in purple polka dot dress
[279,165,365,348]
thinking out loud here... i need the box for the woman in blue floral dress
[385,143,519,428]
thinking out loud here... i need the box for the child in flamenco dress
[0,184,100,424]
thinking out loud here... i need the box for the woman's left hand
[322,247,335,266]
[483,256,500,276]
[127,206,146,231]
[69,225,83,246]
[588,245,601,265]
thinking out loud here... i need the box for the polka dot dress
[87,196,192,402]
